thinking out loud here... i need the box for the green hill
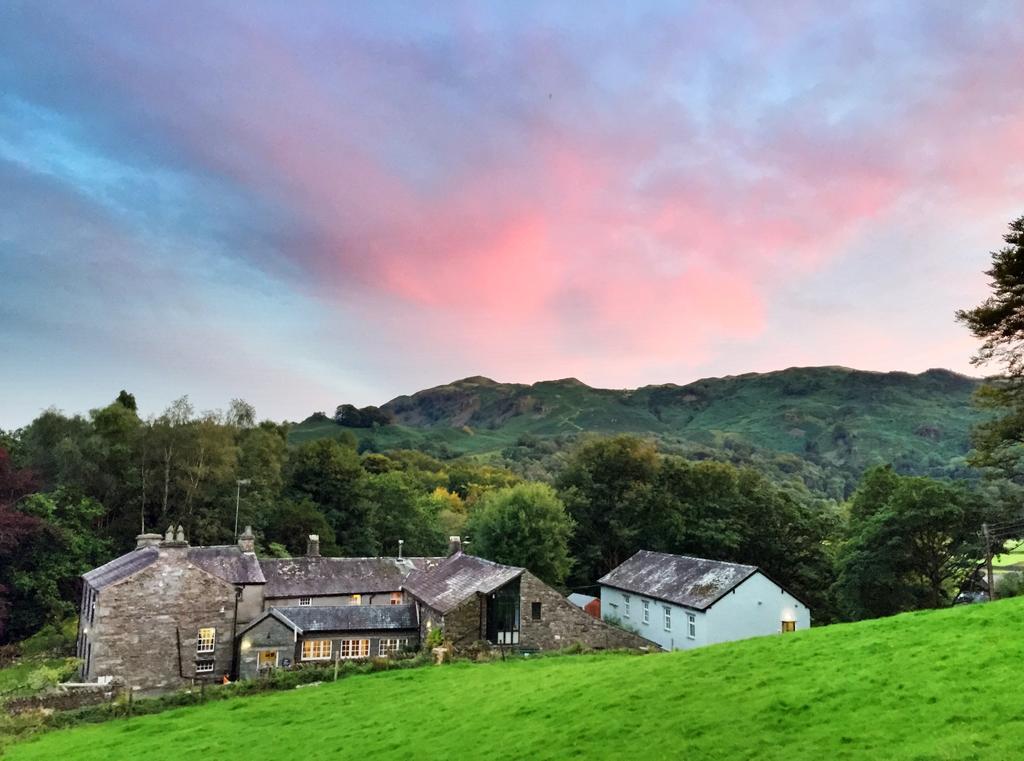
[290,366,985,493]
[9,598,1024,760]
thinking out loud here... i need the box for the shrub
[996,572,1024,598]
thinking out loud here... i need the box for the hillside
[9,598,1024,760]
[290,366,985,492]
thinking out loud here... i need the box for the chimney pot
[135,533,163,549]
[448,536,462,556]
[306,534,321,557]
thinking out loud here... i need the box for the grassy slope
[10,598,1024,761]
[290,367,983,472]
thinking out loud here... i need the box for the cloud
[1,1,1023,424]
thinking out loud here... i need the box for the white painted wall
[704,572,810,645]
[599,586,708,651]
[600,571,810,652]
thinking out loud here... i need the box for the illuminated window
[195,660,215,674]
[299,597,312,606]
[378,638,408,656]
[301,639,332,661]
[663,606,672,631]
[350,594,362,606]
[390,592,403,605]
[687,614,696,639]
[623,594,630,618]
[339,639,370,659]
[781,620,796,633]
[196,627,216,654]
[642,600,650,624]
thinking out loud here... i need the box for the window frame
[301,639,333,661]
[378,638,408,656]
[531,601,542,621]
[298,596,312,607]
[195,659,215,674]
[196,627,216,654]
[339,638,370,659]
[687,613,696,639]
[642,599,650,625]
[623,594,630,618]
[663,605,672,631]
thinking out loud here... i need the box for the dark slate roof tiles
[83,547,159,589]
[271,604,418,632]
[260,557,439,597]
[188,546,266,585]
[403,553,523,614]
[597,550,758,610]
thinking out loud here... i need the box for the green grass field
[993,548,1024,569]
[8,598,1024,760]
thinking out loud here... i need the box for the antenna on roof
[398,539,404,561]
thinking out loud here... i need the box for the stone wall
[86,547,241,691]
[440,595,484,648]
[519,572,653,651]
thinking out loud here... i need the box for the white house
[597,550,810,651]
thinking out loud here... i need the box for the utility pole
[983,522,996,601]
[234,479,251,541]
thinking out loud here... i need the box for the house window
[642,600,650,624]
[663,606,672,631]
[299,597,312,607]
[782,620,796,633]
[339,639,370,659]
[531,602,542,620]
[623,594,630,618]
[390,592,403,605]
[378,638,408,656]
[350,594,362,606]
[301,639,332,661]
[196,627,216,654]
[195,660,215,674]
[687,614,696,639]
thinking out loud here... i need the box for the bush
[21,619,78,657]
[996,572,1024,598]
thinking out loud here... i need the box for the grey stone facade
[78,533,651,691]
[519,572,649,650]
[81,546,241,690]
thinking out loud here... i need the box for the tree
[286,438,373,554]
[957,214,1024,476]
[557,436,659,585]
[364,472,445,557]
[266,498,339,556]
[834,468,992,620]
[466,483,574,586]
[115,390,138,412]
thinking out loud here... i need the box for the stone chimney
[135,533,162,549]
[306,534,321,557]
[238,525,255,554]
[448,536,462,556]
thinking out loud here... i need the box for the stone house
[598,550,811,651]
[77,532,650,690]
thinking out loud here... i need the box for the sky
[2,1,1023,428]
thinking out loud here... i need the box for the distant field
[994,548,1024,569]
[9,598,1024,760]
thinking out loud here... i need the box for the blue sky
[2,2,1023,427]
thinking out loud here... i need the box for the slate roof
[83,547,159,589]
[597,550,759,611]
[188,546,266,585]
[260,557,439,598]
[403,553,523,614]
[270,604,418,632]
